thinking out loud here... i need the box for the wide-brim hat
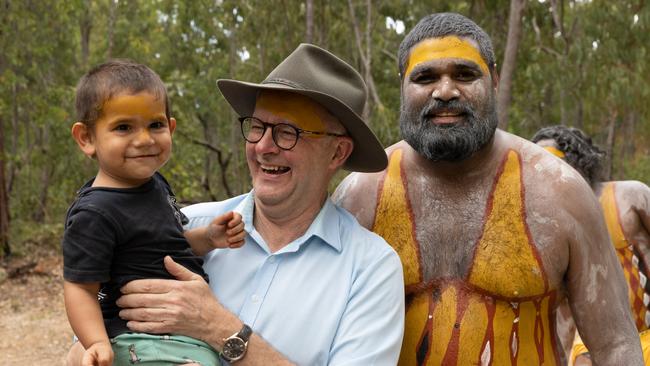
[217,43,387,172]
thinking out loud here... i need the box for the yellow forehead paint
[543,146,565,158]
[405,36,489,77]
[102,92,166,119]
[255,91,325,132]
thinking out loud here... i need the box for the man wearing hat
[109,44,405,365]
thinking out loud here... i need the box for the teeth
[261,164,284,171]
[437,112,460,117]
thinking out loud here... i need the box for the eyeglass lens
[241,118,299,150]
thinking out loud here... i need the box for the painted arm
[63,281,113,366]
[332,171,380,230]
[630,181,650,236]
[564,181,644,365]
[117,256,294,365]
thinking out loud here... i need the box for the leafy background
[1,0,648,257]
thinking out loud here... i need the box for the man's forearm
[589,338,643,366]
[201,308,294,365]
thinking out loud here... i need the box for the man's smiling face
[246,91,343,209]
[399,36,499,162]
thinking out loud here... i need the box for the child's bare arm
[63,280,113,366]
[184,211,245,256]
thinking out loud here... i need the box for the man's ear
[329,137,354,170]
[71,122,96,158]
[168,117,177,135]
[491,67,500,93]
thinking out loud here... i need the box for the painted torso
[372,145,562,366]
[598,182,650,331]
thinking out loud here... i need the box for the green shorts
[111,333,221,366]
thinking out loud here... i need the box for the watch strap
[237,324,253,342]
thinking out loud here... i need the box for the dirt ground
[0,248,73,364]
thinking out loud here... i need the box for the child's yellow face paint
[404,36,489,78]
[543,146,566,158]
[255,91,326,132]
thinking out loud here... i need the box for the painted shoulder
[333,142,410,229]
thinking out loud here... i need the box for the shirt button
[268,256,276,263]
[251,294,260,303]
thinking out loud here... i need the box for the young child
[63,59,243,366]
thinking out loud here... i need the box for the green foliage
[1,0,649,256]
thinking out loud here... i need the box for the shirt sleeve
[328,247,405,365]
[62,207,119,283]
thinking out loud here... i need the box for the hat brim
[217,79,387,173]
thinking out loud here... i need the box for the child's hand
[206,211,245,249]
[82,341,113,366]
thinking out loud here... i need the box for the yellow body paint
[468,150,547,297]
[375,149,559,365]
[256,91,326,132]
[599,182,649,331]
[372,149,422,287]
[543,146,566,158]
[100,92,168,122]
[405,36,489,77]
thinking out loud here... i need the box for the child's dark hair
[531,125,606,185]
[75,59,170,126]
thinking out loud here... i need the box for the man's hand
[208,211,245,249]
[117,256,234,343]
[81,341,113,366]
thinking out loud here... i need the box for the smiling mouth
[128,154,159,159]
[261,164,290,175]
[426,111,466,124]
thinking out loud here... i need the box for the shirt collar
[237,191,342,253]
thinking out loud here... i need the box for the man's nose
[254,126,280,152]
[432,76,460,101]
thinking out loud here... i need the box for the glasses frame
[238,116,346,151]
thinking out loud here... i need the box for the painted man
[533,125,650,364]
[334,12,643,365]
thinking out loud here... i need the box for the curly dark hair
[531,125,606,185]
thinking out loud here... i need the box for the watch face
[223,337,246,359]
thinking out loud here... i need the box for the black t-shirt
[62,173,208,337]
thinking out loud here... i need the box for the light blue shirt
[182,191,404,365]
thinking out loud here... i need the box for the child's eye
[114,124,131,131]
[150,121,167,129]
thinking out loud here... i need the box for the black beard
[399,97,498,162]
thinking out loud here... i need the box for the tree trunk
[496,0,526,130]
[346,0,383,121]
[106,0,117,59]
[305,0,314,43]
[0,116,11,259]
[33,126,52,223]
[80,0,92,70]
[604,112,617,180]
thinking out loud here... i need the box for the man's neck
[253,193,327,253]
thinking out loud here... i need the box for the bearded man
[334,12,642,365]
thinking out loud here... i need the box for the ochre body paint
[255,91,326,132]
[600,182,650,331]
[543,146,566,158]
[571,182,650,362]
[374,149,560,366]
[405,36,490,77]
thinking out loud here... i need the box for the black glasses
[239,117,346,150]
